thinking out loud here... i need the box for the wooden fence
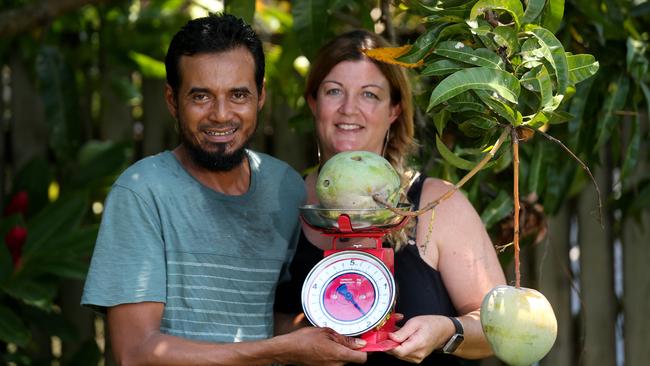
[2,51,649,366]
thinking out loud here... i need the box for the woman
[274,30,506,365]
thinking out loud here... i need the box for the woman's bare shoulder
[418,177,476,214]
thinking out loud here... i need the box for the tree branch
[374,126,512,216]
[0,0,113,38]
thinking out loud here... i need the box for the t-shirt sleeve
[81,184,166,313]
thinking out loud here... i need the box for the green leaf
[567,77,595,150]
[543,159,575,215]
[225,0,256,24]
[493,26,520,56]
[521,64,554,110]
[469,0,524,29]
[595,75,630,151]
[445,93,485,113]
[433,41,503,69]
[436,135,477,170]
[547,110,574,124]
[69,141,131,189]
[423,14,466,23]
[427,67,520,110]
[31,259,90,280]
[292,0,330,59]
[567,54,600,84]
[640,82,650,121]
[129,51,166,79]
[522,0,546,24]
[620,110,641,181]
[540,0,565,33]
[525,26,570,95]
[23,226,98,279]
[435,135,497,171]
[0,306,29,346]
[433,109,451,135]
[24,194,89,254]
[399,23,446,64]
[527,141,545,194]
[12,156,53,215]
[459,116,499,137]
[475,90,519,125]
[421,59,466,76]
[480,190,513,229]
[438,22,473,41]
[525,109,573,128]
[2,277,58,308]
[435,1,477,18]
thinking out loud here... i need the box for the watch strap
[441,317,464,354]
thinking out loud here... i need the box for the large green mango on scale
[316,151,400,210]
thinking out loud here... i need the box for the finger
[330,333,367,349]
[342,349,368,364]
[343,336,367,349]
[388,321,418,343]
[386,344,409,359]
[392,312,405,322]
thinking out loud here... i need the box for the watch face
[302,251,395,336]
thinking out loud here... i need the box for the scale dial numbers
[301,251,395,336]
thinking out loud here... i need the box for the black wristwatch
[441,317,464,354]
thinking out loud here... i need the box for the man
[81,13,367,366]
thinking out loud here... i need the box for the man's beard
[179,121,252,172]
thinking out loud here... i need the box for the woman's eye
[363,91,379,100]
[325,88,342,96]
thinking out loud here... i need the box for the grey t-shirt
[81,150,306,342]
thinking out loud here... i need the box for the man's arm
[108,302,367,366]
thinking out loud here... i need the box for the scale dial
[301,251,395,336]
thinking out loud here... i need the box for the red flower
[5,225,27,268]
[3,190,29,217]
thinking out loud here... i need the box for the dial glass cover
[301,251,395,336]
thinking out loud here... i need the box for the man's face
[165,47,265,171]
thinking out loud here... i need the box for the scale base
[358,316,400,352]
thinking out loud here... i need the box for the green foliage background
[0,0,648,364]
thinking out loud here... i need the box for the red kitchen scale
[299,204,411,352]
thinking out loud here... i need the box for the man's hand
[274,327,367,366]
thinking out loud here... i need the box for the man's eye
[232,91,250,101]
[192,94,209,102]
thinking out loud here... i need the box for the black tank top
[274,174,476,366]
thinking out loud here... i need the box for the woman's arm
[388,178,506,362]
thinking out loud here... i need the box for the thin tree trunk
[537,206,574,365]
[622,211,650,365]
[579,157,616,366]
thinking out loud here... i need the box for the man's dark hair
[165,13,264,96]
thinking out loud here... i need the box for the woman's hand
[386,315,455,363]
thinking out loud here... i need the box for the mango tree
[367,0,599,364]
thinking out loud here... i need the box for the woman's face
[309,59,401,162]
